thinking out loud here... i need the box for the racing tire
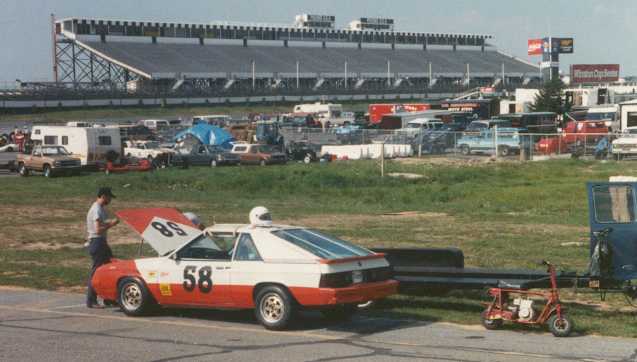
[259,159,266,167]
[43,165,52,178]
[460,145,471,155]
[118,278,154,317]
[18,163,29,177]
[548,314,573,337]
[210,159,218,167]
[254,285,294,330]
[321,303,358,321]
[481,310,503,330]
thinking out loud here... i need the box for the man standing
[86,187,119,308]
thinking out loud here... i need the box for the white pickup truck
[611,127,637,160]
[124,140,175,161]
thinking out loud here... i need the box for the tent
[174,124,234,147]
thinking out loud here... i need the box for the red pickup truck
[535,121,608,155]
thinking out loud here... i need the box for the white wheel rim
[554,318,569,331]
[121,283,142,311]
[260,293,284,324]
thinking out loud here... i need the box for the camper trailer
[30,126,122,166]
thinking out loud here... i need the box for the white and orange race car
[92,207,398,330]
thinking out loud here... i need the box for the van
[139,119,170,130]
[30,126,122,166]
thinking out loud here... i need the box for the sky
[1,0,635,85]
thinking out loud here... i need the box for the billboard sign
[571,64,620,84]
[542,37,574,54]
[528,39,543,55]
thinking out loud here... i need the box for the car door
[190,146,208,165]
[158,234,233,307]
[230,233,264,307]
[588,182,637,283]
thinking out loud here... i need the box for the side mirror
[169,253,180,261]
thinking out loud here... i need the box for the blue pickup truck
[457,127,523,156]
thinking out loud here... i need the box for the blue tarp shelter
[174,124,234,147]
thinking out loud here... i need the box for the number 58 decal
[183,266,213,293]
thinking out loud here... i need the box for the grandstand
[2,15,542,108]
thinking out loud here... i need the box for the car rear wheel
[498,146,510,157]
[118,278,153,317]
[303,154,312,164]
[460,145,471,155]
[254,285,294,330]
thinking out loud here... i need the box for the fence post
[493,125,498,161]
[380,142,385,177]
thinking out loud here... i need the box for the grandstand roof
[79,40,540,80]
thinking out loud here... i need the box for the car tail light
[319,271,352,288]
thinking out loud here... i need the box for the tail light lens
[319,267,393,288]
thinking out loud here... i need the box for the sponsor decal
[159,283,173,296]
[147,271,157,278]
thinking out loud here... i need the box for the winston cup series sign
[571,64,620,84]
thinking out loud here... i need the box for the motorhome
[292,103,353,125]
[30,126,122,166]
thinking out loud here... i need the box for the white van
[30,126,122,166]
[401,118,444,136]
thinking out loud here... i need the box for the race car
[91,207,398,330]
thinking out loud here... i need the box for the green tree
[529,78,572,115]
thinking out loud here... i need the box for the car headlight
[54,161,61,167]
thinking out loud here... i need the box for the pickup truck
[457,128,522,156]
[16,145,82,177]
[611,127,637,160]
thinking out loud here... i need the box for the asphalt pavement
[0,152,17,177]
[0,287,635,362]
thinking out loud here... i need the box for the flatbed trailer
[372,181,637,302]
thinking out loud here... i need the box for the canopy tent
[174,124,234,147]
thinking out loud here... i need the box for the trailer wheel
[498,146,511,157]
[548,314,573,337]
[481,310,503,330]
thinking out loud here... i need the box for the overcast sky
[1,0,635,84]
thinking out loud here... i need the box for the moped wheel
[481,310,503,330]
[548,314,573,337]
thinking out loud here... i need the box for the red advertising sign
[571,64,620,84]
[528,39,543,55]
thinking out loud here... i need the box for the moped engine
[513,298,535,321]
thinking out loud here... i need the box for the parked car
[233,144,287,166]
[174,144,240,167]
[16,145,82,177]
[457,128,522,156]
[124,140,174,159]
[464,119,512,134]
[611,127,637,160]
[91,208,398,330]
[535,121,609,155]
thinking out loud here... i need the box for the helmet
[249,206,272,227]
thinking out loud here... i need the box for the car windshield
[272,228,373,260]
[41,146,70,156]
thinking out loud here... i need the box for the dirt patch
[394,155,520,167]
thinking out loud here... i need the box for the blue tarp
[174,124,234,147]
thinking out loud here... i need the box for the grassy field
[0,101,372,122]
[1,158,636,337]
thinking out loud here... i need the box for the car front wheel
[43,165,52,178]
[118,278,153,317]
[18,163,29,177]
[254,285,294,330]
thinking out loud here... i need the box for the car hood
[115,208,202,255]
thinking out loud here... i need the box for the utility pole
[51,13,58,83]
[344,61,348,89]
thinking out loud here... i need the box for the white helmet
[249,206,272,227]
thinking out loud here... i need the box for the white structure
[294,14,335,29]
[30,126,122,165]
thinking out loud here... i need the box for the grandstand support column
[501,63,506,87]
[344,61,348,89]
[89,52,94,83]
[51,13,58,82]
[466,63,471,86]
[252,60,256,90]
[71,42,77,85]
